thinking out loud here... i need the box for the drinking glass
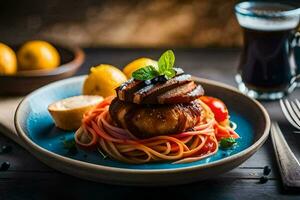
[235,1,300,100]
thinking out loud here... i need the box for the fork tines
[280,99,300,130]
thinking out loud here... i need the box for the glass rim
[235,1,300,18]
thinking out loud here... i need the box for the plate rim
[14,75,271,174]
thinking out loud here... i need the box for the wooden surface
[1,48,300,199]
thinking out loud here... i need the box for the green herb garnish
[220,137,236,149]
[63,138,78,155]
[132,65,159,80]
[158,50,176,79]
[132,50,176,80]
[63,139,76,149]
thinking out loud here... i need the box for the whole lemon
[17,40,60,71]
[123,57,158,78]
[83,64,127,97]
[0,43,17,75]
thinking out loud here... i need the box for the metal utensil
[271,122,300,189]
[280,99,300,131]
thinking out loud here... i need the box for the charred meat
[110,71,205,138]
[109,98,203,138]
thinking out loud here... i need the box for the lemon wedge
[48,95,103,131]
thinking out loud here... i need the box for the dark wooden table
[1,48,300,200]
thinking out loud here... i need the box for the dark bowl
[0,44,85,96]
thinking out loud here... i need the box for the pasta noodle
[75,96,239,164]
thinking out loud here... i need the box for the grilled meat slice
[109,98,203,138]
[116,78,145,102]
[158,84,204,104]
[132,74,192,104]
[116,69,185,103]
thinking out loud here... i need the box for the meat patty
[109,98,203,138]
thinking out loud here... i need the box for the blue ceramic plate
[15,76,270,185]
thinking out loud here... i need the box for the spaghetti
[75,96,239,164]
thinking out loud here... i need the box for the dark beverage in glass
[240,28,294,91]
[235,2,300,100]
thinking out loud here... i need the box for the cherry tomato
[214,123,239,140]
[200,96,229,123]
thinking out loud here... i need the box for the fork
[280,99,300,132]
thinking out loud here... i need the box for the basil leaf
[220,138,236,149]
[132,65,159,80]
[132,50,176,81]
[158,50,175,75]
[63,139,78,155]
[164,68,176,79]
